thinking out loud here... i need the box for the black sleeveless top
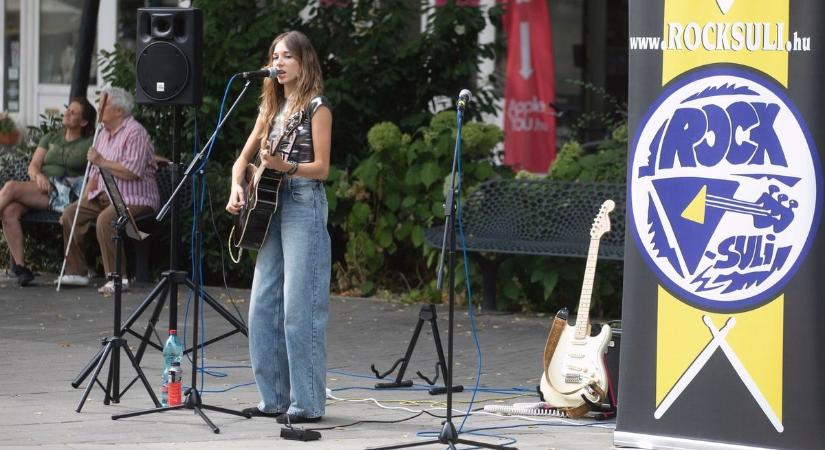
[275,96,330,164]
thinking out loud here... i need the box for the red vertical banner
[502,0,556,173]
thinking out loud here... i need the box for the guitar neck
[575,237,601,340]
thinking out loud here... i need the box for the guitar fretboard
[574,236,602,340]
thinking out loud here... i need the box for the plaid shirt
[87,116,159,210]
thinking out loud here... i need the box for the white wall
[1,0,117,128]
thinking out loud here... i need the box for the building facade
[1,0,179,129]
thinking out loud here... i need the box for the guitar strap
[542,310,568,385]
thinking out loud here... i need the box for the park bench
[20,162,189,283]
[424,178,626,311]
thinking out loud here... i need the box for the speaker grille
[136,42,189,102]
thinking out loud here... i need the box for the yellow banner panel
[656,286,783,422]
[663,0,789,86]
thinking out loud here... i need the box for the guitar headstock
[267,110,305,156]
[590,199,615,239]
[284,110,304,136]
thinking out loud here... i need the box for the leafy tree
[98,0,504,285]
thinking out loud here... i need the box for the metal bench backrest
[460,179,626,260]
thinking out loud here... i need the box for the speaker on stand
[112,7,249,433]
[135,7,202,106]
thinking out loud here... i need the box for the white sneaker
[54,274,90,286]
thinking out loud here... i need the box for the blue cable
[193,76,234,390]
[181,74,239,394]
[453,108,484,434]
[464,422,616,432]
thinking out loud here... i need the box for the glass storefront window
[39,0,97,84]
[4,0,21,112]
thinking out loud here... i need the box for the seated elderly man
[56,86,159,295]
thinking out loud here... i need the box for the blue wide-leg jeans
[248,177,331,417]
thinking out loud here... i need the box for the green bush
[96,0,504,286]
[334,111,507,299]
[493,119,628,316]
[549,122,628,183]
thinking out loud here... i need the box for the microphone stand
[112,79,255,433]
[369,99,514,450]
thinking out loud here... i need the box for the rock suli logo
[629,67,821,311]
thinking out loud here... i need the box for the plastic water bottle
[161,329,182,407]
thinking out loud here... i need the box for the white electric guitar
[539,199,614,408]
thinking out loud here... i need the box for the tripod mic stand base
[367,420,517,450]
[112,387,251,434]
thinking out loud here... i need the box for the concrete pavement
[0,274,616,449]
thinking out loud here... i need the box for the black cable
[306,411,426,431]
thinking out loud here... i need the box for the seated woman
[0,98,96,286]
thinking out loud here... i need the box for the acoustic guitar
[539,199,614,408]
[231,110,303,250]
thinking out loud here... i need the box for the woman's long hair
[72,97,97,138]
[258,31,324,142]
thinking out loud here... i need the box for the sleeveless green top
[38,131,92,178]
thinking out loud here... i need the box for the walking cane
[57,93,108,292]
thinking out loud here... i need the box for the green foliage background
[97,0,503,287]
[8,1,628,316]
[497,120,627,318]
[335,111,508,301]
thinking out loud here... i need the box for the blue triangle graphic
[651,177,740,274]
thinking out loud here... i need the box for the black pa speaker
[135,7,202,106]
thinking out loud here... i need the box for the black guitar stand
[112,82,255,433]
[583,394,617,420]
[368,94,514,450]
[370,304,463,395]
[534,351,618,421]
[75,216,160,412]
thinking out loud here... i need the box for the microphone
[457,89,472,111]
[238,67,279,80]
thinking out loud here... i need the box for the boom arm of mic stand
[156,79,253,222]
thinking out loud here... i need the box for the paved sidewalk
[0,275,615,449]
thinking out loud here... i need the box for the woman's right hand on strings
[225,183,245,215]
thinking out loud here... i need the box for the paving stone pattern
[0,276,615,449]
